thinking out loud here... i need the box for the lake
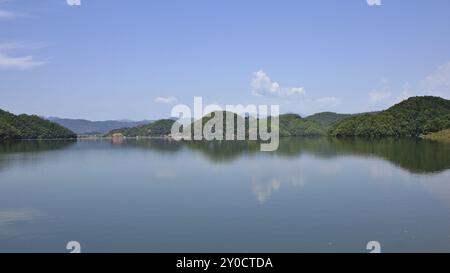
[0,138,449,253]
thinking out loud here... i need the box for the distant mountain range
[1,96,450,141]
[47,117,154,134]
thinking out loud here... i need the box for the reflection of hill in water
[117,139,183,154]
[164,138,450,174]
[328,138,450,174]
[0,140,76,172]
[184,141,262,162]
[0,140,76,154]
[1,138,449,175]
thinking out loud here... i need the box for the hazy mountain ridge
[48,117,153,134]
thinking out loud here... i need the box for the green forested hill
[305,112,353,128]
[0,109,77,140]
[279,114,325,136]
[180,112,326,138]
[111,112,326,138]
[104,96,450,139]
[330,96,450,137]
[106,119,176,137]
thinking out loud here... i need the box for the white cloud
[0,9,15,19]
[0,54,46,70]
[369,90,392,104]
[250,70,342,114]
[423,61,450,98]
[366,0,381,6]
[0,42,45,51]
[0,0,18,19]
[0,42,47,70]
[365,61,450,110]
[251,70,306,98]
[287,87,306,96]
[0,42,21,51]
[154,96,178,104]
[314,96,341,107]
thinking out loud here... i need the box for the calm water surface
[0,138,450,252]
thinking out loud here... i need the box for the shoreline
[1,135,445,142]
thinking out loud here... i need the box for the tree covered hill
[186,112,326,138]
[305,112,354,128]
[330,96,450,137]
[278,114,325,136]
[105,96,450,139]
[106,119,176,137]
[0,109,76,140]
[166,112,327,138]
[106,112,326,138]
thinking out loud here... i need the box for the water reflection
[0,208,45,238]
[0,140,76,172]
[252,175,305,203]
[1,138,450,252]
[120,137,450,174]
[1,138,449,175]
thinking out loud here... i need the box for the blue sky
[1,0,450,120]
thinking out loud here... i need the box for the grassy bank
[422,129,450,143]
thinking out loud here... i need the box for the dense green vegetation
[330,96,450,137]
[176,112,326,138]
[0,109,76,141]
[106,119,176,137]
[110,111,326,138]
[104,96,450,139]
[0,119,20,140]
[305,112,353,129]
[184,111,252,139]
[279,113,325,136]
